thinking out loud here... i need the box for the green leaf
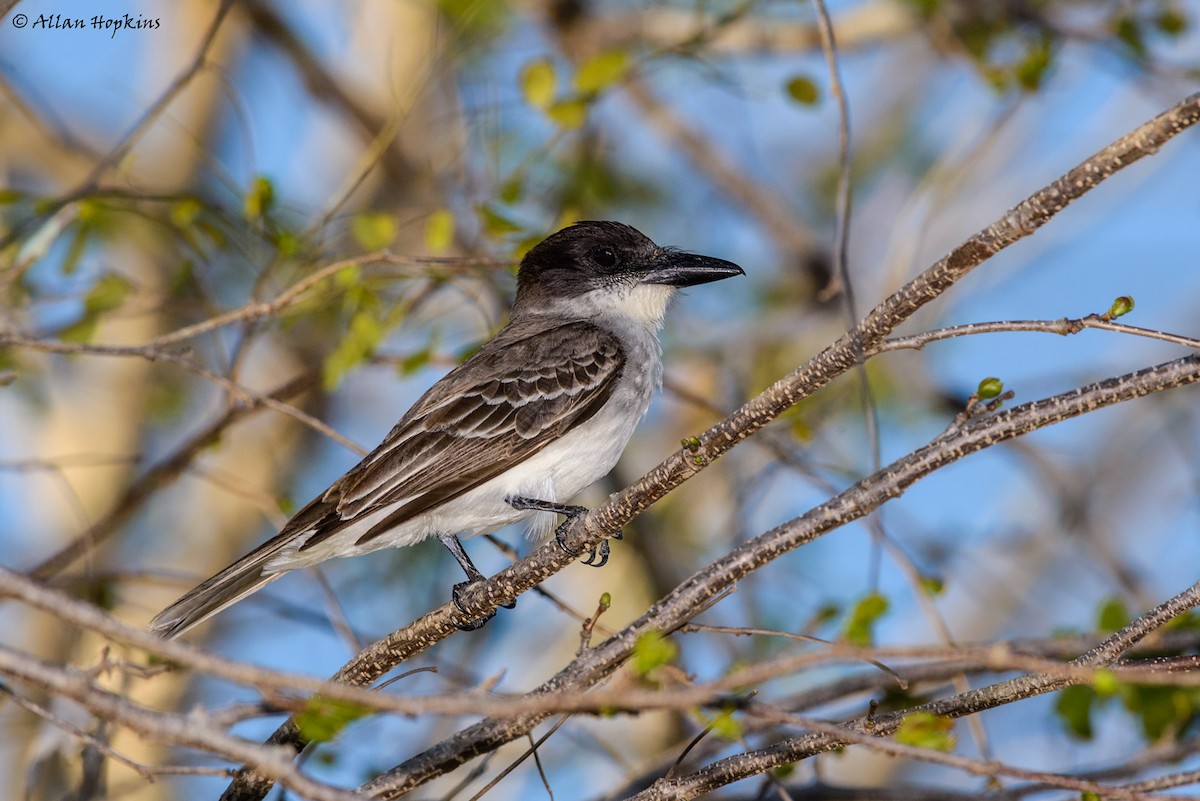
[1013,37,1053,91]
[632,631,677,677]
[1113,15,1146,58]
[813,603,840,626]
[477,205,523,238]
[1166,610,1200,631]
[334,265,362,289]
[436,0,509,42]
[352,211,397,251]
[60,274,133,343]
[1055,684,1096,739]
[520,58,557,110]
[547,98,588,129]
[1107,295,1135,318]
[574,50,630,94]
[277,495,296,516]
[977,377,1004,399]
[1097,597,1129,632]
[708,709,743,740]
[145,373,190,422]
[784,75,820,105]
[76,198,103,224]
[169,197,203,229]
[323,311,385,389]
[499,176,523,204]
[895,712,956,751]
[244,175,275,220]
[1156,8,1187,36]
[1124,686,1197,741]
[274,229,299,257]
[294,697,369,744]
[843,592,889,647]
[61,225,90,275]
[398,347,432,376]
[919,575,945,597]
[424,209,455,254]
[87,273,132,314]
[0,189,22,205]
[194,219,227,248]
[1092,669,1119,697]
[58,317,99,345]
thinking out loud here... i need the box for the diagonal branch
[633,578,1200,799]
[0,644,361,801]
[360,355,1200,797]
[221,91,1200,800]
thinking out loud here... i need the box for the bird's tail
[148,534,292,640]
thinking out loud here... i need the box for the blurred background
[1,0,1199,798]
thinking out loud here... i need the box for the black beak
[640,249,745,287]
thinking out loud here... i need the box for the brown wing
[294,319,625,551]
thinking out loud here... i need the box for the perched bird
[149,221,743,638]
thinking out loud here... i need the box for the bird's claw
[512,495,613,569]
[450,580,502,631]
[555,518,582,557]
[557,521,611,568]
[582,539,610,568]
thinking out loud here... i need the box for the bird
[149,221,744,638]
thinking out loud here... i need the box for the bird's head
[513,221,744,326]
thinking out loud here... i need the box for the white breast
[444,310,664,541]
[270,292,670,568]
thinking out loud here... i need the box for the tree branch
[220,89,1200,801]
[634,578,1200,799]
[0,645,361,801]
[360,355,1200,797]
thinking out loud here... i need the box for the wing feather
[294,319,624,552]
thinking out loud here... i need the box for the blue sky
[2,1,1200,798]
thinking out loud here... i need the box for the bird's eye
[590,247,618,268]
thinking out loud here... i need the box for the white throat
[547,283,676,331]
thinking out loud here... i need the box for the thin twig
[358,354,1200,798]
[873,315,1200,355]
[26,372,317,579]
[632,579,1200,799]
[0,681,231,780]
[0,333,364,455]
[147,253,489,348]
[0,647,361,801]
[223,90,1200,801]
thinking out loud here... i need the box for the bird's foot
[506,495,617,569]
[576,527,622,569]
[450,580,508,631]
[581,538,610,568]
[439,532,514,630]
[507,495,601,563]
[507,495,588,521]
